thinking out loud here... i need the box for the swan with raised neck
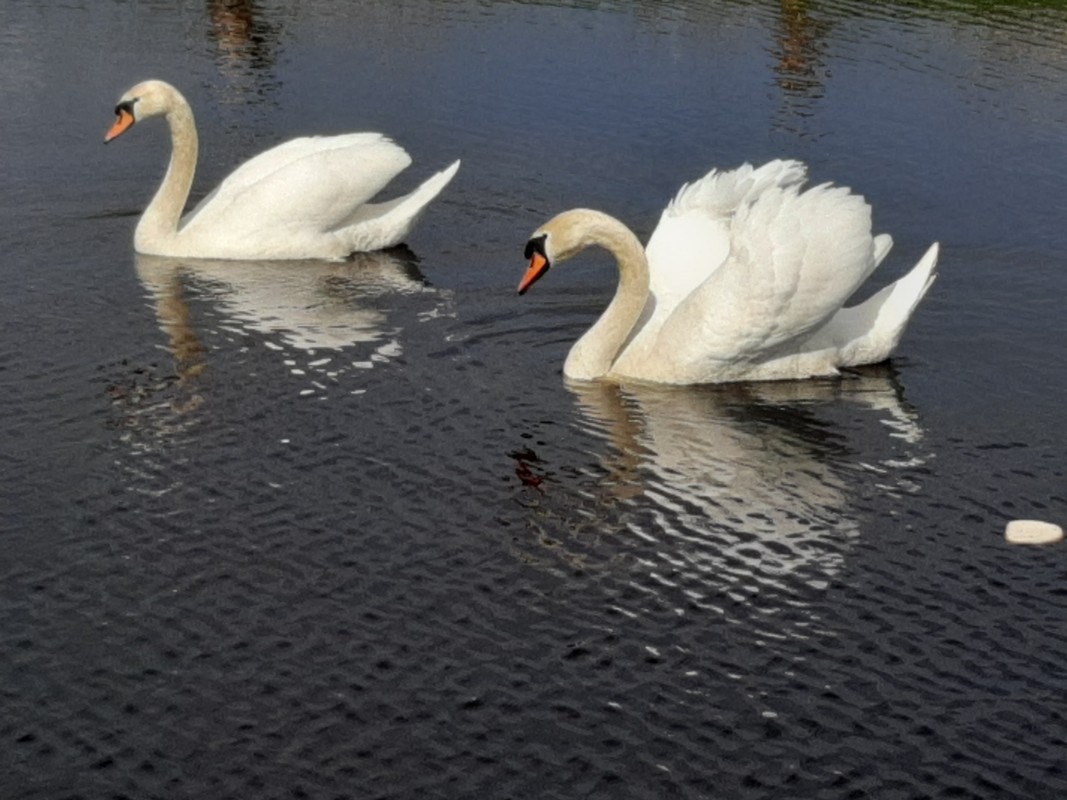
[107,81,197,253]
[518,160,939,385]
[105,79,460,260]
[520,209,650,380]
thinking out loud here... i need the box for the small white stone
[1005,520,1064,545]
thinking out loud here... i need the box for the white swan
[105,80,460,260]
[518,160,939,385]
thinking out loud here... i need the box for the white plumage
[518,160,939,385]
[106,80,460,261]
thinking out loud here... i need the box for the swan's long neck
[135,95,197,250]
[558,210,650,380]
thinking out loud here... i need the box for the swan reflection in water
[134,247,446,400]
[107,249,446,496]
[518,369,926,617]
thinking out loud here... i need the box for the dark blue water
[2,1,1066,798]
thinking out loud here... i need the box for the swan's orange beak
[518,252,549,295]
[105,108,135,143]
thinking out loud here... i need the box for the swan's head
[104,80,183,143]
[518,210,602,295]
[518,234,551,295]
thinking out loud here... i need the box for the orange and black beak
[104,101,136,143]
[518,234,550,295]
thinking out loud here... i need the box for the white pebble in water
[1005,520,1064,545]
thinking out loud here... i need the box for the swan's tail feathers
[832,241,940,367]
[873,233,893,268]
[337,159,461,253]
[846,232,895,293]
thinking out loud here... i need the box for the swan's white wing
[181,133,411,237]
[644,160,808,322]
[652,181,882,381]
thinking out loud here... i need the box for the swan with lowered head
[105,80,460,260]
[518,160,939,385]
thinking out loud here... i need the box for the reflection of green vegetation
[902,0,1060,9]
[524,0,1067,26]
[510,0,1067,20]
[763,0,1067,18]
[821,0,1067,20]
[892,0,1066,15]
[762,0,1067,34]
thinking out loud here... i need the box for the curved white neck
[559,210,650,380]
[135,96,198,250]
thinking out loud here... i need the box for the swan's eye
[114,100,136,117]
[524,234,547,261]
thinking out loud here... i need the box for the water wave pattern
[5,1,1067,798]
[10,327,1066,799]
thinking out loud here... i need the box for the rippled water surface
[3,1,1067,798]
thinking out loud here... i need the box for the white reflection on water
[110,249,451,494]
[135,249,447,395]
[556,372,925,613]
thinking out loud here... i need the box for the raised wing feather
[180,133,411,238]
[654,181,881,381]
[643,160,808,323]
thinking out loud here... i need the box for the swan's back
[616,171,888,383]
[723,182,880,345]
[182,133,411,238]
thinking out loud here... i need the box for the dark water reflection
[3,1,1067,798]
[772,0,831,130]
